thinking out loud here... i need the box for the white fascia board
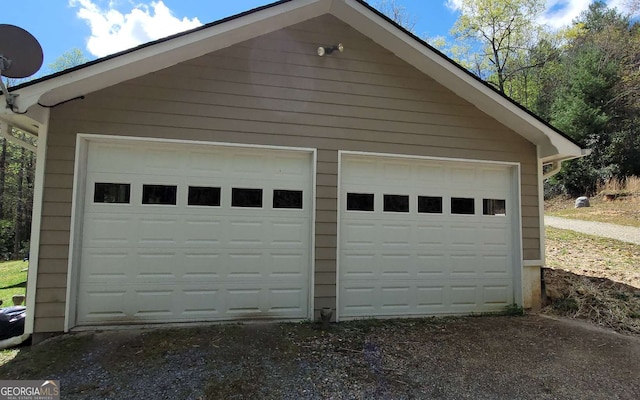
[0,107,44,134]
[331,0,584,160]
[11,0,330,112]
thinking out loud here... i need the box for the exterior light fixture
[317,43,344,56]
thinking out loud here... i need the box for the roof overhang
[0,0,585,161]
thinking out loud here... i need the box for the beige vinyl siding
[36,14,540,332]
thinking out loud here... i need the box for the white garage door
[339,153,519,319]
[75,139,313,325]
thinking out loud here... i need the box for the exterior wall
[35,14,540,333]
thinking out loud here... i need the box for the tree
[0,50,84,259]
[450,0,546,94]
[546,2,640,195]
[375,0,417,32]
[47,48,89,73]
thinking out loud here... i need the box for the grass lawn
[0,260,28,307]
[545,194,640,227]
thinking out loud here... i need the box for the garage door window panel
[418,196,442,214]
[273,190,303,209]
[383,194,409,213]
[346,193,374,211]
[142,185,177,205]
[483,199,506,216]
[94,183,130,204]
[232,188,263,208]
[188,186,221,207]
[451,197,475,215]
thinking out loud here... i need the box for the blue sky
[3,0,638,78]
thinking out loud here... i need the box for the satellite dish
[0,24,43,112]
[0,24,43,78]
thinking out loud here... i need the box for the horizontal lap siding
[37,14,539,332]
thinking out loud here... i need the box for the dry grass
[543,269,640,335]
[545,227,640,287]
[598,176,640,195]
[545,195,640,227]
[544,227,640,335]
[546,175,640,227]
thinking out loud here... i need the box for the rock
[545,286,564,300]
[575,196,590,208]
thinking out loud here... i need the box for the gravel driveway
[1,315,639,399]
[545,216,640,244]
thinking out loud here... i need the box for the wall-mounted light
[317,43,344,57]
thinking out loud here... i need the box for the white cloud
[446,0,640,30]
[445,0,463,11]
[539,0,591,29]
[69,0,202,57]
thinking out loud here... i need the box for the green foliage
[0,130,36,260]
[546,3,640,195]
[47,48,89,73]
[0,220,15,260]
[451,0,546,92]
[504,303,525,316]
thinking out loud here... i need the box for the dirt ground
[1,315,639,399]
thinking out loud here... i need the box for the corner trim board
[25,109,50,335]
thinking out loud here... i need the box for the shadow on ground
[1,315,639,399]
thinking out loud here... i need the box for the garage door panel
[380,286,411,310]
[183,220,223,246]
[449,254,481,275]
[136,252,179,279]
[133,290,176,318]
[342,221,377,247]
[341,253,376,278]
[77,289,129,322]
[82,215,133,247]
[182,253,222,278]
[187,150,226,174]
[341,285,377,315]
[182,288,220,316]
[483,285,511,304]
[339,154,517,319]
[416,225,446,246]
[449,285,479,306]
[87,144,138,173]
[232,154,267,176]
[415,164,445,184]
[80,249,132,281]
[481,255,510,274]
[380,255,412,277]
[270,252,308,276]
[416,286,446,308]
[482,226,509,246]
[381,224,412,247]
[138,218,180,245]
[79,279,309,324]
[416,254,447,276]
[76,141,312,325]
[82,248,309,283]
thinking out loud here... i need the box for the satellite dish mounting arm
[0,55,19,111]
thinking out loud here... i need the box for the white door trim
[336,150,523,321]
[65,133,316,331]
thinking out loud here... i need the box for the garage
[71,137,314,326]
[338,152,521,319]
